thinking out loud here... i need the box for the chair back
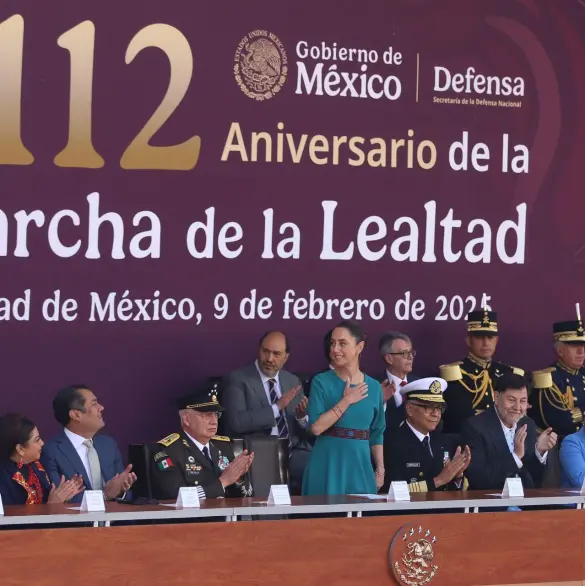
[242,435,289,498]
[128,443,155,499]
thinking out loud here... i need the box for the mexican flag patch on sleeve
[157,457,173,470]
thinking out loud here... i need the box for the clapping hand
[514,424,528,460]
[276,385,301,411]
[381,379,396,403]
[434,446,471,487]
[220,450,255,488]
[48,474,85,504]
[104,464,137,499]
[295,396,308,419]
[536,427,558,455]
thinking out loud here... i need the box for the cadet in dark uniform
[531,318,585,438]
[151,386,254,500]
[382,377,471,493]
[439,310,524,434]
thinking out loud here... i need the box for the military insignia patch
[430,380,441,394]
[153,451,168,462]
[158,433,180,447]
[217,453,230,470]
[157,457,174,471]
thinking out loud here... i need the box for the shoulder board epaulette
[158,433,180,447]
[494,361,525,376]
[439,363,463,382]
[532,368,555,389]
[211,435,231,442]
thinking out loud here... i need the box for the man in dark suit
[378,331,420,432]
[383,377,470,493]
[222,331,311,493]
[150,386,253,500]
[461,372,558,491]
[41,385,136,503]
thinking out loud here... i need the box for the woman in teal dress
[302,320,385,495]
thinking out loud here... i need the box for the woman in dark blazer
[0,413,84,505]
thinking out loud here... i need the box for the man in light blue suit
[559,427,585,489]
[41,384,136,503]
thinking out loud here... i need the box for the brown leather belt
[322,427,370,440]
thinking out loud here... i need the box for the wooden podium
[0,509,582,585]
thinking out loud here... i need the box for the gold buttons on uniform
[195,481,199,485]
[419,472,424,477]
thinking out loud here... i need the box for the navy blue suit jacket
[381,373,420,433]
[40,430,127,503]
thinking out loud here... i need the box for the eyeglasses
[388,350,417,359]
[410,402,446,415]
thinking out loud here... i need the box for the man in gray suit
[379,331,420,433]
[222,331,311,493]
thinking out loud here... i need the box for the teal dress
[302,369,385,495]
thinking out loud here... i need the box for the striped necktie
[268,378,291,448]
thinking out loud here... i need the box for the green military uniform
[150,387,252,501]
[531,319,585,438]
[440,310,523,434]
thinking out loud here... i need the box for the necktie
[268,378,291,447]
[83,439,103,490]
[422,436,433,457]
[202,445,214,467]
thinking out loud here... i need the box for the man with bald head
[222,331,311,492]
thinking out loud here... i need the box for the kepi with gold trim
[176,384,225,413]
[466,309,498,336]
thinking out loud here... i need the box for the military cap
[400,377,447,404]
[553,320,585,344]
[176,383,225,412]
[467,309,498,335]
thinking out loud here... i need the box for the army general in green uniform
[440,310,523,434]
[151,386,254,500]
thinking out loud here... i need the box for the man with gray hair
[531,315,585,438]
[378,331,419,431]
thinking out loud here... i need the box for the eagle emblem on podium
[389,524,439,585]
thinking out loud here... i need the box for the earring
[17,457,23,469]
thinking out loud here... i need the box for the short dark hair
[259,331,290,353]
[335,320,366,344]
[53,385,90,426]
[0,413,36,460]
[323,329,333,362]
[495,372,527,393]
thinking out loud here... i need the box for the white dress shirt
[64,427,94,481]
[186,432,210,455]
[255,360,308,433]
[385,371,408,411]
[406,420,432,456]
[497,415,548,468]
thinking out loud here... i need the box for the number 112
[0,15,201,170]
